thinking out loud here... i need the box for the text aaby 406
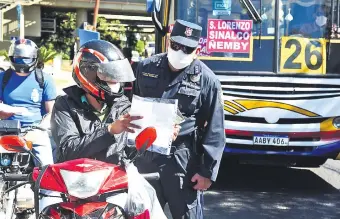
[253,134,289,146]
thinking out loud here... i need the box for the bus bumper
[224,140,340,160]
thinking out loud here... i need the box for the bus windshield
[173,0,340,75]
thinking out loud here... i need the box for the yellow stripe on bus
[235,99,320,117]
[224,100,245,112]
[223,105,238,115]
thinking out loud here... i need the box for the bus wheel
[295,158,327,168]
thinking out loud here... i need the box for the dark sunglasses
[170,41,196,54]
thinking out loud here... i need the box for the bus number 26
[283,39,323,72]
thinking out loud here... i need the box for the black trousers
[135,148,204,219]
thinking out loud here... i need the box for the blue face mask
[13,57,34,64]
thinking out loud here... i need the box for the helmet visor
[12,57,35,65]
[94,58,136,83]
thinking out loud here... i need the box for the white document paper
[0,103,33,116]
[127,95,178,155]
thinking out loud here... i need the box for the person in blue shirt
[0,38,57,166]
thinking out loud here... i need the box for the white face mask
[316,16,327,27]
[167,47,195,70]
[108,83,121,93]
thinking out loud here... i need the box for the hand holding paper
[127,95,178,155]
[172,124,181,141]
[108,114,143,135]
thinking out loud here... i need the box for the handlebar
[2,173,31,182]
[141,173,160,181]
[22,125,48,133]
[31,126,48,132]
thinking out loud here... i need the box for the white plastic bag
[125,163,167,219]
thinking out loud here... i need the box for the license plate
[253,135,289,146]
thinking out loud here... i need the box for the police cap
[170,19,202,48]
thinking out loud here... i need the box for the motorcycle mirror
[0,135,33,152]
[135,127,157,153]
[0,135,43,167]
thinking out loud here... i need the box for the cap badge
[185,27,193,37]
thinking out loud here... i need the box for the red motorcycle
[1,127,163,219]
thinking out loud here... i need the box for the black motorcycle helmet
[72,40,135,105]
[8,39,39,73]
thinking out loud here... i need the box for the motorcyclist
[50,39,166,218]
[0,38,56,166]
[51,39,142,164]
[0,38,57,218]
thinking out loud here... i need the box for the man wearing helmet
[51,40,142,163]
[0,38,57,166]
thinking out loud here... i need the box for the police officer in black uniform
[133,19,225,219]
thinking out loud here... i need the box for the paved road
[165,159,340,219]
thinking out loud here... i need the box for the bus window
[278,1,333,74]
[174,0,279,72]
[283,3,330,38]
[173,0,340,74]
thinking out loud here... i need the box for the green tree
[0,50,9,61]
[40,12,76,60]
[97,17,126,48]
[126,26,143,49]
[135,40,145,55]
[38,46,58,63]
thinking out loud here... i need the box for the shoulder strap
[1,69,13,100]
[35,68,44,89]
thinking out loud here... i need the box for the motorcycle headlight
[60,169,111,199]
[333,117,340,129]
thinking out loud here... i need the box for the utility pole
[93,0,100,31]
[17,4,24,39]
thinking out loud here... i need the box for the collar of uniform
[167,59,200,87]
[160,54,169,68]
[185,58,201,75]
